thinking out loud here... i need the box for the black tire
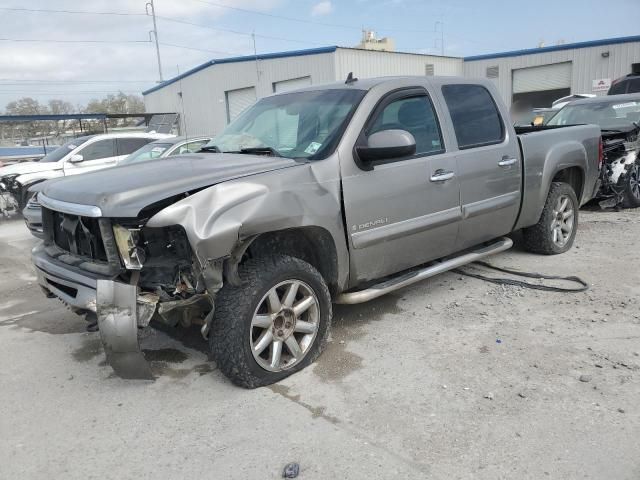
[621,161,640,208]
[522,182,579,255]
[209,254,332,388]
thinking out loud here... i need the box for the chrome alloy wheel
[250,280,320,372]
[550,194,574,247]
[629,162,640,200]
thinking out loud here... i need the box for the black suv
[608,64,640,95]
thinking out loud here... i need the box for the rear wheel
[522,182,578,255]
[621,161,640,208]
[210,254,331,388]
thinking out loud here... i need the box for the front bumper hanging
[96,280,154,380]
[34,245,154,380]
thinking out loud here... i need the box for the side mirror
[356,129,416,164]
[68,154,84,163]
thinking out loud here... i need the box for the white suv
[0,132,174,216]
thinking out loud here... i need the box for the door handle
[498,158,518,167]
[430,170,455,182]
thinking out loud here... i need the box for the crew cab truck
[31,77,601,387]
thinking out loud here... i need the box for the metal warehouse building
[142,46,463,136]
[143,35,640,135]
[464,35,640,108]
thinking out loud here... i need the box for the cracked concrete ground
[1,209,639,479]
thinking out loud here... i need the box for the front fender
[146,165,350,291]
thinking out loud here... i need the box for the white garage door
[273,76,312,93]
[226,86,257,122]
[513,63,572,93]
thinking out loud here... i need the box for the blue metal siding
[464,35,640,62]
[142,46,338,95]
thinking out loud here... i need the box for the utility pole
[252,32,260,82]
[435,21,444,56]
[146,0,163,82]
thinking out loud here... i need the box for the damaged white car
[548,93,640,208]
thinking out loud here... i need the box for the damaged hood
[41,153,304,217]
[0,160,60,179]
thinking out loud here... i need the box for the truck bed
[514,123,601,230]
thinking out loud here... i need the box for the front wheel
[522,182,578,255]
[210,254,332,388]
[621,161,640,208]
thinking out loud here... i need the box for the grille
[42,208,121,274]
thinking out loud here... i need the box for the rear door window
[442,84,505,149]
[116,137,154,155]
[78,139,116,161]
[627,78,640,94]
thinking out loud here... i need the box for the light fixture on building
[601,51,610,58]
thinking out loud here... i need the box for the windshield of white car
[203,89,367,160]
[38,136,93,163]
[120,142,173,164]
[547,99,640,129]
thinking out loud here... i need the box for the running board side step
[335,237,513,305]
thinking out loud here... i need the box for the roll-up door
[512,62,572,107]
[513,63,572,93]
[273,76,312,93]
[226,86,257,122]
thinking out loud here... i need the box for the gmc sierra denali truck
[31,76,601,387]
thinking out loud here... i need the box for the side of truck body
[32,76,601,387]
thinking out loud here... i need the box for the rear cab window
[441,84,505,149]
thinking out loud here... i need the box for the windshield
[120,142,173,165]
[548,98,640,129]
[39,136,92,163]
[203,89,366,159]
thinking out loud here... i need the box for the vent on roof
[425,64,435,76]
[486,65,499,78]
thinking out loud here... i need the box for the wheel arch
[231,227,340,296]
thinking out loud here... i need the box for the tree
[4,97,49,139]
[48,99,75,136]
[85,91,145,128]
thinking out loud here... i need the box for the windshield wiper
[238,146,282,157]
[199,145,221,153]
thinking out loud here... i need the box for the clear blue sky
[0,0,638,108]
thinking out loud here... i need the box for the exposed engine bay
[598,126,640,208]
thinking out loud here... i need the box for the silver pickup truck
[31,76,601,387]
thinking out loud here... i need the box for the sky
[0,0,639,110]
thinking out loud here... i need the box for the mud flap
[96,280,154,380]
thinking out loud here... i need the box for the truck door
[341,88,462,283]
[440,84,522,250]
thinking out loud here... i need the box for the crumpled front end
[0,175,19,217]
[33,195,219,380]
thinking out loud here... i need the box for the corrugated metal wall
[464,42,640,107]
[334,48,463,80]
[144,52,336,136]
[144,48,464,136]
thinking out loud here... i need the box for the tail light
[598,137,604,170]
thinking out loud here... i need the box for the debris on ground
[579,375,592,383]
[283,462,300,478]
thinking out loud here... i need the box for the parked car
[608,70,640,95]
[119,136,212,165]
[0,132,174,218]
[547,93,640,207]
[23,136,211,237]
[513,108,557,127]
[31,76,601,387]
[551,94,596,110]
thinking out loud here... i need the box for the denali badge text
[352,217,389,231]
